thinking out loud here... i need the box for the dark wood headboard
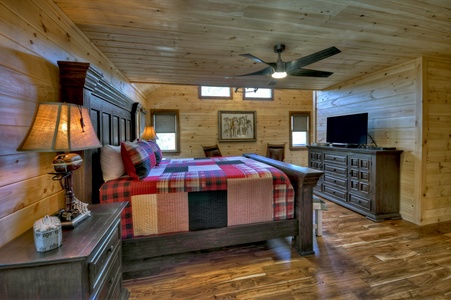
[58,61,142,204]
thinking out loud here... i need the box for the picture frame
[218,111,256,142]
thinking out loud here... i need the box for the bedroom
[0,0,450,298]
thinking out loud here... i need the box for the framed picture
[218,111,256,142]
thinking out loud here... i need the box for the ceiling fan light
[272,71,287,79]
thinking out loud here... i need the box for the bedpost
[243,153,324,255]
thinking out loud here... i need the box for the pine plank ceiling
[53,0,451,90]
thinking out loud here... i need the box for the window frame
[289,111,311,151]
[242,88,273,100]
[198,86,232,99]
[151,109,180,154]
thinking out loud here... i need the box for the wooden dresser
[307,146,403,221]
[0,202,128,299]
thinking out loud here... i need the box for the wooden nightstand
[0,202,128,299]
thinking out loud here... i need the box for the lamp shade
[17,102,102,152]
[141,126,158,141]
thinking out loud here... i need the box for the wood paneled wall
[422,58,451,224]
[144,86,313,166]
[0,0,144,247]
[314,57,451,225]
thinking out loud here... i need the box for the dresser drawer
[324,153,347,165]
[350,180,370,194]
[324,174,347,188]
[89,220,121,293]
[349,193,371,211]
[350,156,371,169]
[350,169,369,181]
[324,164,348,177]
[93,251,122,300]
[310,151,322,161]
[323,184,347,201]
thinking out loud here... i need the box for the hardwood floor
[123,200,451,299]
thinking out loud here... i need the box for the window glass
[290,112,310,150]
[152,110,180,153]
[199,86,232,99]
[243,88,273,100]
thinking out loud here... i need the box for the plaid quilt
[99,156,294,239]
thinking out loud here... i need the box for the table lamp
[17,102,102,227]
[141,126,158,141]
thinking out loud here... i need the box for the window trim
[198,86,232,99]
[242,88,274,100]
[151,109,180,154]
[289,111,311,151]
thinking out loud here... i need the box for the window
[290,112,310,150]
[151,109,180,154]
[243,88,273,100]
[199,86,232,99]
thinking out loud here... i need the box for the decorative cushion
[121,141,157,180]
[146,140,163,164]
[100,144,125,181]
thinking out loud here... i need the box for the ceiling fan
[238,44,341,85]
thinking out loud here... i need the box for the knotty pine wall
[315,57,451,225]
[0,0,145,247]
[422,58,451,225]
[143,85,313,166]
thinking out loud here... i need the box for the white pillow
[100,144,125,181]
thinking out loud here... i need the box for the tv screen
[326,113,368,146]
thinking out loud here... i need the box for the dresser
[0,202,128,299]
[307,146,403,221]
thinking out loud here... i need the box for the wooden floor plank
[123,200,451,299]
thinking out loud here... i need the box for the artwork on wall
[218,111,256,142]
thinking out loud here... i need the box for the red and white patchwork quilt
[99,156,294,239]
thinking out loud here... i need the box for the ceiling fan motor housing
[274,44,285,53]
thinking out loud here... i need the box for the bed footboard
[122,154,323,279]
[243,153,324,255]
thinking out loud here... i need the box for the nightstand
[0,202,128,299]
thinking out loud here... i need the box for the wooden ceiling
[53,0,451,90]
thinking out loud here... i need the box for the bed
[58,61,324,279]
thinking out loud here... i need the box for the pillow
[121,141,157,180]
[146,140,163,164]
[100,145,125,181]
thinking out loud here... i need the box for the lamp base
[55,210,91,229]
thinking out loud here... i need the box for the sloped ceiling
[54,0,451,90]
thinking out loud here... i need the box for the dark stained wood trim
[57,61,135,204]
[243,153,324,255]
[121,154,323,279]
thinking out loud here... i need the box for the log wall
[0,0,144,247]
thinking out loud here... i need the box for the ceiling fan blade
[237,66,274,77]
[240,53,271,65]
[289,68,334,78]
[267,78,277,86]
[285,46,341,73]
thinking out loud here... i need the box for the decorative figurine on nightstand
[51,153,92,228]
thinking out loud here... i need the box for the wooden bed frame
[58,61,324,279]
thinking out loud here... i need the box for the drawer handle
[108,245,114,254]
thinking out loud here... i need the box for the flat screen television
[326,113,368,146]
